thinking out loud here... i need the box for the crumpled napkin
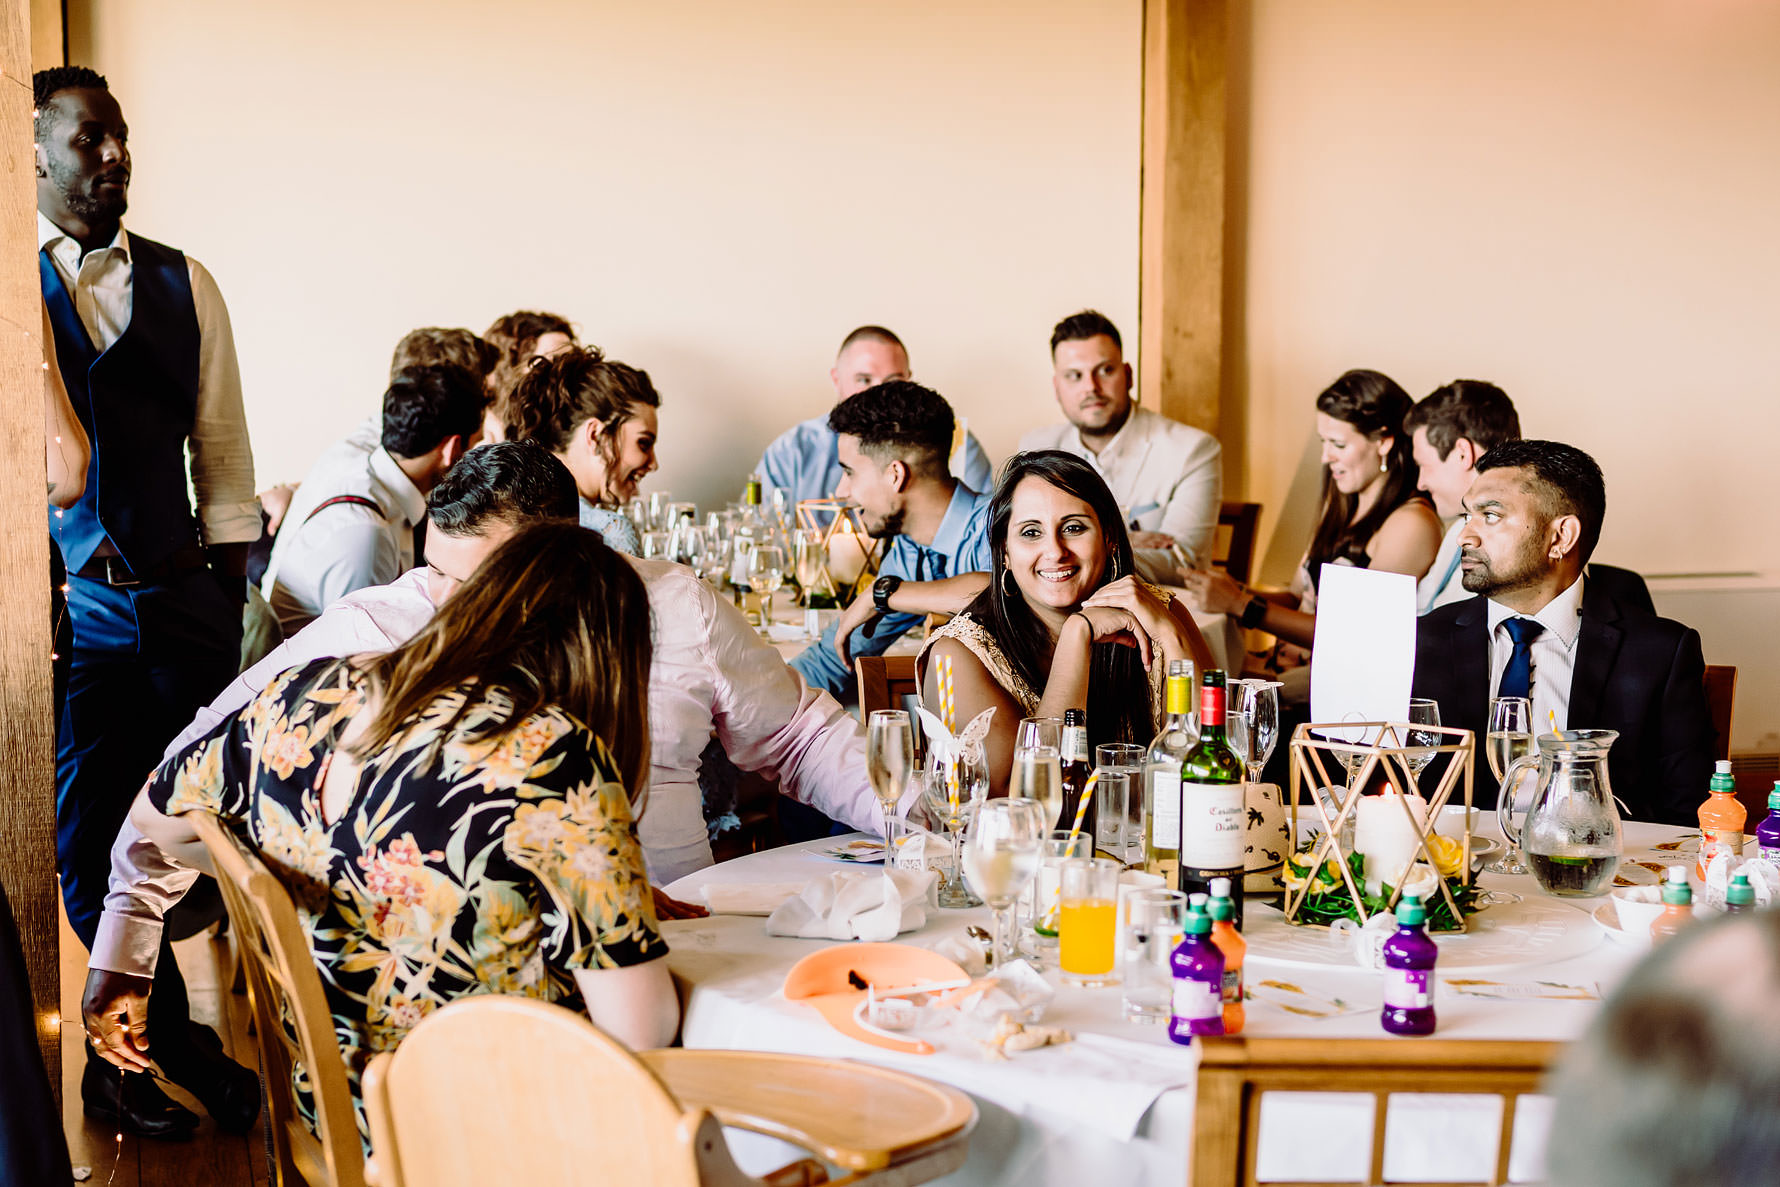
[1702,852,1780,909]
[1329,911,1401,970]
[764,868,938,941]
[950,958,1053,1026]
[891,827,949,873]
[702,882,809,916]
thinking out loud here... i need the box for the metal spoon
[965,924,992,948]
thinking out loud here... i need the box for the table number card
[1309,564,1417,734]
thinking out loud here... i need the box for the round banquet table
[661,820,1698,1186]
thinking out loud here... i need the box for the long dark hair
[961,451,1154,750]
[1307,369,1424,571]
[348,522,653,802]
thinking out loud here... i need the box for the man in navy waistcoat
[36,65,262,1139]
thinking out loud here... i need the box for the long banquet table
[660,821,1691,1185]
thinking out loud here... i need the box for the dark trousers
[57,568,241,1062]
[0,880,71,1186]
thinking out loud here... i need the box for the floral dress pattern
[146,657,663,1141]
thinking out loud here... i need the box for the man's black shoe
[81,1057,198,1140]
[157,1022,263,1134]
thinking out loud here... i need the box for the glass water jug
[1496,729,1623,897]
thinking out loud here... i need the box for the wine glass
[1016,716,1062,752]
[793,528,826,607]
[1011,745,1064,831]
[963,798,1046,970]
[1228,680,1280,785]
[921,741,989,908]
[1486,696,1533,875]
[867,710,914,873]
[1401,698,1442,790]
[748,544,786,629]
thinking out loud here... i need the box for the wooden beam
[29,0,59,72]
[1138,0,1227,436]
[4,0,64,1097]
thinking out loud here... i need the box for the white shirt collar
[369,446,429,526]
[1486,573,1585,649]
[37,211,130,261]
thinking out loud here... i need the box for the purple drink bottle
[1168,907,1225,1045]
[1757,782,1780,864]
[1380,893,1437,1036]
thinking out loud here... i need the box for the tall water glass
[866,710,914,877]
[1030,831,1093,965]
[963,799,1046,970]
[1121,889,1188,1022]
[1096,743,1147,864]
[1487,697,1533,875]
[1228,681,1280,784]
[1089,771,1131,863]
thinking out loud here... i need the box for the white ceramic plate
[1595,901,1653,949]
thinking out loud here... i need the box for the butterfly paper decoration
[914,706,996,768]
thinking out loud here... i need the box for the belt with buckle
[73,547,209,588]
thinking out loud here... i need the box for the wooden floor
[59,905,269,1186]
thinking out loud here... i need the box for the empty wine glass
[963,798,1045,970]
[1486,696,1533,875]
[1401,698,1442,789]
[922,740,989,908]
[1228,680,1280,785]
[748,544,786,628]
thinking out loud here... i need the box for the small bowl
[1437,805,1480,837]
[1610,885,1669,939]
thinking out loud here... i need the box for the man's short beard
[1073,400,1131,439]
[46,159,127,223]
[1460,539,1546,599]
[865,508,905,540]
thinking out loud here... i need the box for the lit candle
[1354,792,1430,895]
[827,520,868,586]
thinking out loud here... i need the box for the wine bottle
[1179,669,1247,926]
[1058,709,1096,839]
[1143,660,1198,885]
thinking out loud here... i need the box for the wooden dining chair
[855,654,919,718]
[1214,501,1263,585]
[1703,664,1737,763]
[1193,1035,1561,1187]
[360,996,976,1187]
[189,812,368,1187]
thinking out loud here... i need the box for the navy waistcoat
[41,232,204,575]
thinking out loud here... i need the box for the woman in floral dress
[82,521,674,1137]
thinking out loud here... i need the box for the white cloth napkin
[764,868,938,941]
[702,882,809,916]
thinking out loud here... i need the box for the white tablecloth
[662,823,1691,1185]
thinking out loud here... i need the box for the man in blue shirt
[790,381,993,699]
[757,325,993,504]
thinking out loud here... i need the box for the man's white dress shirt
[1418,519,1470,615]
[1019,405,1222,581]
[38,213,259,547]
[263,444,428,634]
[94,557,878,980]
[1486,575,1585,735]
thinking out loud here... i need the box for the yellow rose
[1425,834,1465,879]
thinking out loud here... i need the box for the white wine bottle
[1143,660,1198,884]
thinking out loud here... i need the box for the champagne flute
[748,544,786,629]
[1016,716,1062,753]
[793,528,826,606]
[921,741,988,907]
[867,710,914,870]
[1402,698,1442,789]
[963,798,1046,969]
[1486,696,1533,875]
[1228,680,1280,785]
[1011,745,1064,831]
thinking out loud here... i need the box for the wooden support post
[1138,0,1227,436]
[3,0,63,1097]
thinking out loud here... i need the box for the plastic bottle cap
[1209,877,1232,898]
[1661,867,1693,906]
[1208,896,1234,922]
[1710,760,1736,793]
[1728,873,1755,906]
[1183,910,1211,936]
[1188,892,1208,910]
[1395,892,1427,926]
[1769,787,1780,810]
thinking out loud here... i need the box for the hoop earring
[1001,569,1016,598]
[1108,553,1122,580]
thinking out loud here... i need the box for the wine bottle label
[1221,966,1243,1005]
[1180,781,1245,867]
[1172,976,1222,1021]
[1062,726,1089,763]
[1150,771,1182,848]
[1383,967,1432,1010]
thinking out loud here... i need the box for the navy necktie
[1498,617,1545,701]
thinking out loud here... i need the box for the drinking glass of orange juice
[1059,858,1122,987]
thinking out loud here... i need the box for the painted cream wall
[70,0,1142,509]
[1240,0,1780,584]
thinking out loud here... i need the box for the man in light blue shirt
[1403,380,1520,614]
[758,325,993,504]
[791,380,993,699]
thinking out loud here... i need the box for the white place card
[1309,563,1416,737]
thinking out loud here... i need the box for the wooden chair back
[855,654,925,761]
[189,812,367,1187]
[1704,664,1736,763]
[1214,501,1262,585]
[1193,1035,1560,1187]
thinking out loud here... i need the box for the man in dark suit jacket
[1412,440,1714,825]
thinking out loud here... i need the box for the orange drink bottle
[1649,866,1694,944]
[1697,760,1746,881]
[1207,877,1246,1034]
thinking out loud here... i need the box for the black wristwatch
[1239,594,1269,630]
[872,574,904,615]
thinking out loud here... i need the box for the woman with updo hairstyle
[918,450,1212,795]
[1177,368,1441,689]
[505,346,659,556]
[483,310,577,438]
